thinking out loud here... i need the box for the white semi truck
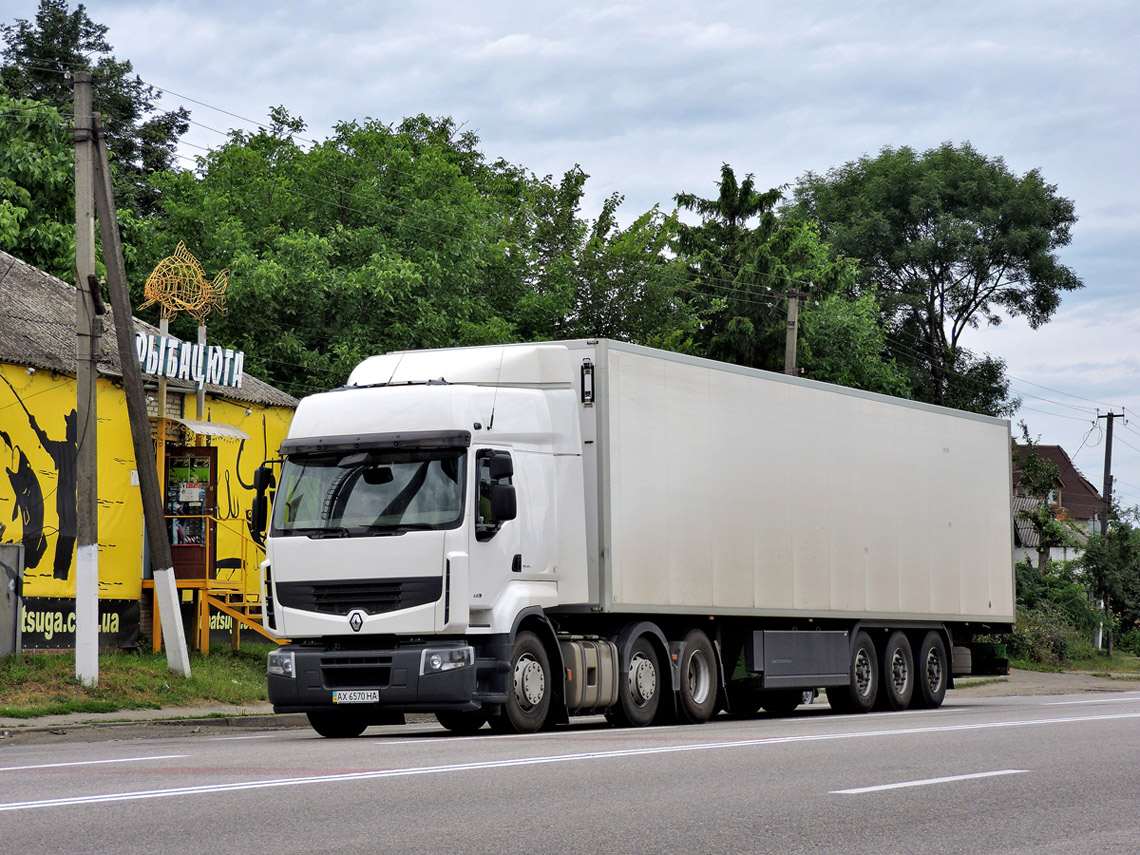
[256,340,1015,737]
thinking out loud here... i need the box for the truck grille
[275,577,442,616]
[321,655,393,688]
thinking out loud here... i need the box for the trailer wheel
[306,711,369,738]
[826,630,879,714]
[608,635,662,727]
[435,710,488,734]
[876,631,914,711]
[678,629,717,723]
[913,631,948,709]
[491,631,552,733]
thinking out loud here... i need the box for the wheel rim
[513,653,545,711]
[854,647,873,698]
[925,648,944,694]
[686,649,712,705]
[629,652,657,707]
[890,649,909,695]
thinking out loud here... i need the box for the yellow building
[0,250,296,648]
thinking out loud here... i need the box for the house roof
[0,250,297,409]
[1012,443,1103,522]
[1011,495,1042,548]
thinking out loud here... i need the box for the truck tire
[307,711,369,738]
[435,710,488,734]
[826,630,879,714]
[759,690,802,716]
[726,681,762,717]
[876,631,914,711]
[678,629,718,723]
[490,631,551,733]
[607,635,662,727]
[913,631,948,709]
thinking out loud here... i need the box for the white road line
[0,755,187,773]
[1045,697,1140,706]
[831,769,1027,794]
[3,710,1139,812]
[209,734,284,741]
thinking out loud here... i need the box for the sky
[6,0,1139,509]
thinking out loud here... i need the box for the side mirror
[490,484,516,522]
[489,452,514,481]
[253,465,276,494]
[251,493,268,537]
[251,465,276,544]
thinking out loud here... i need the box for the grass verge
[0,645,272,719]
[1009,651,1140,675]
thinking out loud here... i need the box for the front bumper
[268,641,502,715]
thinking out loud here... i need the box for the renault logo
[348,609,365,632]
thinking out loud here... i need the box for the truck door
[469,448,521,612]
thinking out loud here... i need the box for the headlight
[420,645,474,675]
[267,649,295,678]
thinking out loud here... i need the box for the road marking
[1044,697,1140,706]
[209,734,284,741]
[0,755,187,773]
[2,710,1139,812]
[831,769,1027,794]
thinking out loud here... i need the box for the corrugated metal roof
[0,250,297,409]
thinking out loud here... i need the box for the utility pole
[1098,411,1123,535]
[784,290,807,377]
[91,114,191,677]
[1097,409,1124,657]
[72,72,100,686]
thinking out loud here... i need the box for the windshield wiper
[285,526,352,539]
[364,522,439,536]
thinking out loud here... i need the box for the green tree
[0,92,73,279]
[133,112,679,396]
[797,292,908,396]
[672,164,899,392]
[1078,509,1140,654]
[1,0,189,215]
[791,142,1082,415]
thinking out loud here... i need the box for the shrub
[1005,603,1095,665]
[1116,628,1140,656]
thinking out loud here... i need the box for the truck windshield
[271,448,466,536]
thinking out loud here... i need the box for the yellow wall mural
[0,362,293,645]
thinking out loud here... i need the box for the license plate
[332,690,379,704]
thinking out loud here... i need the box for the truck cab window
[476,449,516,541]
[271,447,466,537]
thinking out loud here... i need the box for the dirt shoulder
[950,668,1140,697]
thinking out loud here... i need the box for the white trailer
[257,340,1014,736]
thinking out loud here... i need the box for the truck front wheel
[490,631,551,733]
[436,711,488,734]
[307,710,369,738]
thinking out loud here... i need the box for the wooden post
[91,114,190,677]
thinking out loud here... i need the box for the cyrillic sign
[134,332,244,388]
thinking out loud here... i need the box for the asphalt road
[3,691,1140,855]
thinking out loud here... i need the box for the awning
[167,418,250,441]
